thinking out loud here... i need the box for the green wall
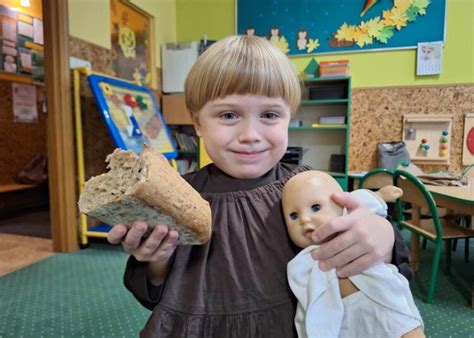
[176,0,473,88]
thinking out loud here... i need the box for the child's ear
[191,111,202,137]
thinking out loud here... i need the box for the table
[409,182,473,307]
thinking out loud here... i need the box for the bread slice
[78,145,212,245]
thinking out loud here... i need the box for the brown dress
[124,163,412,338]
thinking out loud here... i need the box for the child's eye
[261,111,279,119]
[289,212,298,220]
[311,204,321,212]
[220,111,238,120]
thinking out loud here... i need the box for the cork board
[69,36,163,180]
[0,81,47,185]
[350,84,474,173]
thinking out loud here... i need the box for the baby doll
[282,171,424,338]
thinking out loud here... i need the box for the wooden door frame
[43,0,78,252]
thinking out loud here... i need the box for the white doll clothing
[349,189,387,218]
[287,246,423,338]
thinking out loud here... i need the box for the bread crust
[79,145,212,245]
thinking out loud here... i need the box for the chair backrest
[394,161,424,176]
[358,169,393,189]
[462,164,474,178]
[393,170,443,237]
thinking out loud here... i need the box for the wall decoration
[110,0,156,88]
[237,0,446,56]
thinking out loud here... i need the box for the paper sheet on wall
[33,18,43,45]
[416,41,443,76]
[13,83,38,123]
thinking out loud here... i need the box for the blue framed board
[237,0,446,56]
[88,74,177,159]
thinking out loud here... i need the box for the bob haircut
[184,35,301,115]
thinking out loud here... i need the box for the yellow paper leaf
[394,0,413,12]
[356,32,373,47]
[272,36,290,54]
[365,17,384,37]
[335,23,357,42]
[306,39,320,53]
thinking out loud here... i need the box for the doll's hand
[108,222,179,285]
[310,192,394,278]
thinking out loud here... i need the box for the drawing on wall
[237,0,446,56]
[110,0,155,88]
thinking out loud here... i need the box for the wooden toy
[462,113,474,165]
[402,114,453,165]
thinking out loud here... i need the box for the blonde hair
[185,35,301,115]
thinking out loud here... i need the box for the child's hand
[310,192,395,278]
[108,222,179,285]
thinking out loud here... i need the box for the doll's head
[282,171,344,248]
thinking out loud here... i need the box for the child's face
[282,174,343,248]
[192,94,291,179]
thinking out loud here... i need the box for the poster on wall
[237,0,446,56]
[110,0,156,88]
[12,83,38,123]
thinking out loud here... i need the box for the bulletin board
[402,114,452,165]
[236,0,446,56]
[0,2,44,82]
[88,74,177,159]
[110,0,156,88]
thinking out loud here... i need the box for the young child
[107,35,412,337]
[283,171,424,338]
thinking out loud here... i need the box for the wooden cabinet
[289,77,351,190]
[162,94,193,125]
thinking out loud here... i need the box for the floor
[0,209,53,276]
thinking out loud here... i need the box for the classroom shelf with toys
[289,76,351,190]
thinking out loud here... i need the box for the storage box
[319,116,346,124]
[329,154,346,173]
[309,84,348,100]
[282,147,303,165]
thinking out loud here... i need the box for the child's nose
[238,121,262,143]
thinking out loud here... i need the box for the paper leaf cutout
[272,36,290,54]
[306,39,320,53]
[376,26,394,43]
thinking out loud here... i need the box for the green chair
[358,168,394,190]
[393,169,474,303]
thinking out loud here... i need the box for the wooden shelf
[0,183,38,193]
[301,99,349,105]
[0,71,43,86]
[289,125,347,130]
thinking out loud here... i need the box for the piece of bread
[78,145,212,245]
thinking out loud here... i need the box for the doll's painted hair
[184,35,301,115]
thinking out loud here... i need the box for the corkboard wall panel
[0,82,47,185]
[350,84,474,173]
[69,37,163,180]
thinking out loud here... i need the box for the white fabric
[287,246,423,338]
[349,189,387,218]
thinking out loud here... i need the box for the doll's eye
[289,212,298,220]
[311,204,321,212]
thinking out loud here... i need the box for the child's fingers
[134,225,169,260]
[107,224,128,244]
[330,192,360,212]
[310,213,355,244]
[311,226,357,261]
[122,221,148,252]
[150,230,179,262]
[335,252,378,278]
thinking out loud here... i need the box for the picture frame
[110,0,157,89]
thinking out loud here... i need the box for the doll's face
[282,171,343,248]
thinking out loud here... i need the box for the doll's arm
[375,185,403,203]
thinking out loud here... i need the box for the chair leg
[427,242,442,304]
[465,238,470,263]
[445,240,452,274]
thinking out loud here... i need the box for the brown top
[124,163,412,337]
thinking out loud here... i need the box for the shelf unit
[289,77,351,190]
